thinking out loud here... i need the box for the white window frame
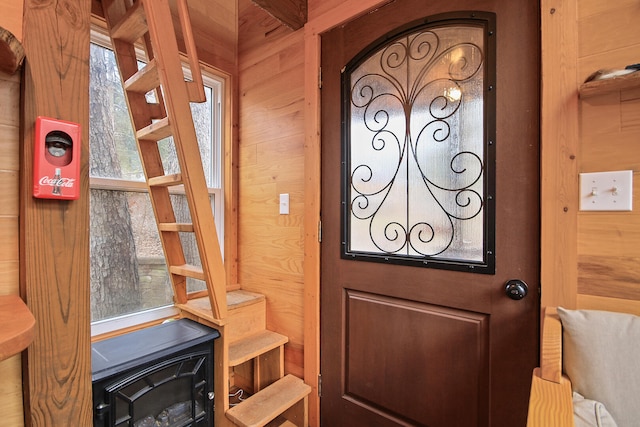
[89,27,226,336]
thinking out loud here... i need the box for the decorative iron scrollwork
[345,22,492,268]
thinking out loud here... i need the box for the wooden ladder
[101,0,227,320]
[100,1,310,426]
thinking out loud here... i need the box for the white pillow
[557,307,640,427]
[573,391,618,427]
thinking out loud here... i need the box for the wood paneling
[540,0,579,309]
[0,261,19,295]
[20,1,93,425]
[578,255,640,300]
[574,0,640,312]
[0,61,22,427]
[251,0,307,30]
[578,46,640,84]
[576,0,640,88]
[238,0,306,384]
[540,0,640,315]
[174,0,237,73]
[580,129,640,171]
[1,0,635,425]
[0,171,18,216]
[578,4,640,59]
[0,355,24,427]
[92,0,238,74]
[621,95,640,130]
[577,293,640,316]
[0,0,23,41]
[302,2,390,425]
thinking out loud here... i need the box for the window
[89,30,226,331]
[342,13,496,273]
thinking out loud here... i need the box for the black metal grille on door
[341,12,496,274]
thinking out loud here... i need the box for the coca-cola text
[39,175,76,188]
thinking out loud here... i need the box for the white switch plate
[279,193,289,214]
[579,170,633,211]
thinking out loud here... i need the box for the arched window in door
[342,12,496,273]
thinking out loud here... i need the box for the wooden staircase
[100,1,310,426]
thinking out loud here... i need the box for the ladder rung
[170,264,204,281]
[137,117,172,141]
[110,1,148,43]
[158,222,194,232]
[148,173,183,187]
[124,59,160,94]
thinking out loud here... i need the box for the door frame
[302,1,574,426]
[303,3,392,426]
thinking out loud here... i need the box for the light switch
[579,170,633,211]
[279,193,289,214]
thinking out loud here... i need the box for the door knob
[505,279,528,300]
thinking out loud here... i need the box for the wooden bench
[528,305,640,426]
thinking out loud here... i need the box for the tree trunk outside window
[89,45,142,321]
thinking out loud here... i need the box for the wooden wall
[0,0,22,41]
[0,67,25,427]
[0,2,25,423]
[539,0,640,317]
[237,0,306,378]
[0,0,638,425]
[541,0,640,313]
[20,1,94,424]
[575,0,640,313]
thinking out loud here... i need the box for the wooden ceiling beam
[251,0,307,30]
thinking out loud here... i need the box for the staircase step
[177,290,266,336]
[227,289,266,310]
[229,330,288,367]
[266,420,297,427]
[226,375,311,427]
[124,58,160,94]
[110,0,147,43]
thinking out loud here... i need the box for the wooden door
[320,1,540,426]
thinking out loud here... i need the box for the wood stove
[92,319,220,427]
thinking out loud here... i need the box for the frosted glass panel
[344,20,493,270]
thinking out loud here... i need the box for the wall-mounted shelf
[579,71,640,99]
[0,295,36,361]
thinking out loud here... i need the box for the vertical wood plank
[20,1,92,425]
[0,0,23,41]
[0,355,25,427]
[224,69,240,289]
[540,0,579,309]
[238,0,307,405]
[575,1,640,311]
[302,25,321,427]
[0,51,23,426]
[303,2,391,426]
